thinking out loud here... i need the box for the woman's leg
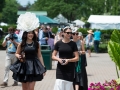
[75,84,79,90]
[28,81,36,90]
[88,49,91,57]
[22,82,29,90]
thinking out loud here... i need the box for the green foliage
[52,27,58,34]
[0,25,16,32]
[108,30,120,70]
[0,0,5,12]
[90,43,108,53]
[2,0,18,24]
[28,0,120,22]
[29,0,92,22]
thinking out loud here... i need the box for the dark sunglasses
[64,32,72,35]
[72,33,78,35]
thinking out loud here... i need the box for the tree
[0,0,5,12]
[29,0,89,22]
[2,0,18,24]
[28,0,120,22]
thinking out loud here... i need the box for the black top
[54,40,78,81]
[10,42,46,82]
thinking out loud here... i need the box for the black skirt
[73,54,88,90]
[10,58,46,83]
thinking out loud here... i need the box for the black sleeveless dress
[10,42,46,83]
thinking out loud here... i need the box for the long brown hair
[21,31,39,53]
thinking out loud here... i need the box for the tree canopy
[2,0,18,24]
[28,0,120,22]
[0,0,120,24]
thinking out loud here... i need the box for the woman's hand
[16,54,22,60]
[58,59,63,64]
[63,59,69,65]
[79,51,85,54]
[43,72,46,76]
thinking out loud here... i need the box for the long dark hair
[21,31,39,53]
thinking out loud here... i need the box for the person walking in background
[52,26,79,90]
[54,28,63,67]
[93,29,101,53]
[34,27,39,41]
[85,30,93,57]
[46,26,55,50]
[38,26,49,45]
[72,29,88,90]
[0,28,4,39]
[0,27,20,87]
[54,28,63,45]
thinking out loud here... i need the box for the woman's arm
[63,51,79,65]
[15,43,22,59]
[68,51,79,62]
[37,44,45,67]
[52,50,63,64]
[80,41,85,54]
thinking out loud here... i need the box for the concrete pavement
[0,50,119,90]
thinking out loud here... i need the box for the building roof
[88,15,120,23]
[17,11,47,16]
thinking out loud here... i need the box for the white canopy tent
[73,19,85,27]
[53,14,68,23]
[87,15,120,29]
[0,22,8,26]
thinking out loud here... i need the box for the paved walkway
[0,50,119,90]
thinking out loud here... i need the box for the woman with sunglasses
[72,28,88,90]
[52,26,79,90]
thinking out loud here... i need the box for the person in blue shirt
[0,27,20,87]
[93,29,101,53]
[38,26,49,45]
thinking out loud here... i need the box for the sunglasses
[72,33,78,35]
[64,32,72,35]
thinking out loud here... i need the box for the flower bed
[88,78,120,90]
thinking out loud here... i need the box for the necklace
[26,42,34,48]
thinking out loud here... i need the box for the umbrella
[36,15,59,24]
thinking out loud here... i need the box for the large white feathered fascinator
[17,12,39,32]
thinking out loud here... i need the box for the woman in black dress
[10,31,46,90]
[52,26,79,90]
[72,29,88,90]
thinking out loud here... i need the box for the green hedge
[0,37,6,50]
[90,43,108,53]
[0,25,16,32]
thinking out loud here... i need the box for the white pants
[3,53,17,83]
[54,79,73,90]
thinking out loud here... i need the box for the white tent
[87,15,120,29]
[53,14,68,23]
[0,22,8,26]
[73,19,85,26]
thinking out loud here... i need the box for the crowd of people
[0,12,101,90]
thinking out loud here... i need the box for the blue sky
[17,0,36,6]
